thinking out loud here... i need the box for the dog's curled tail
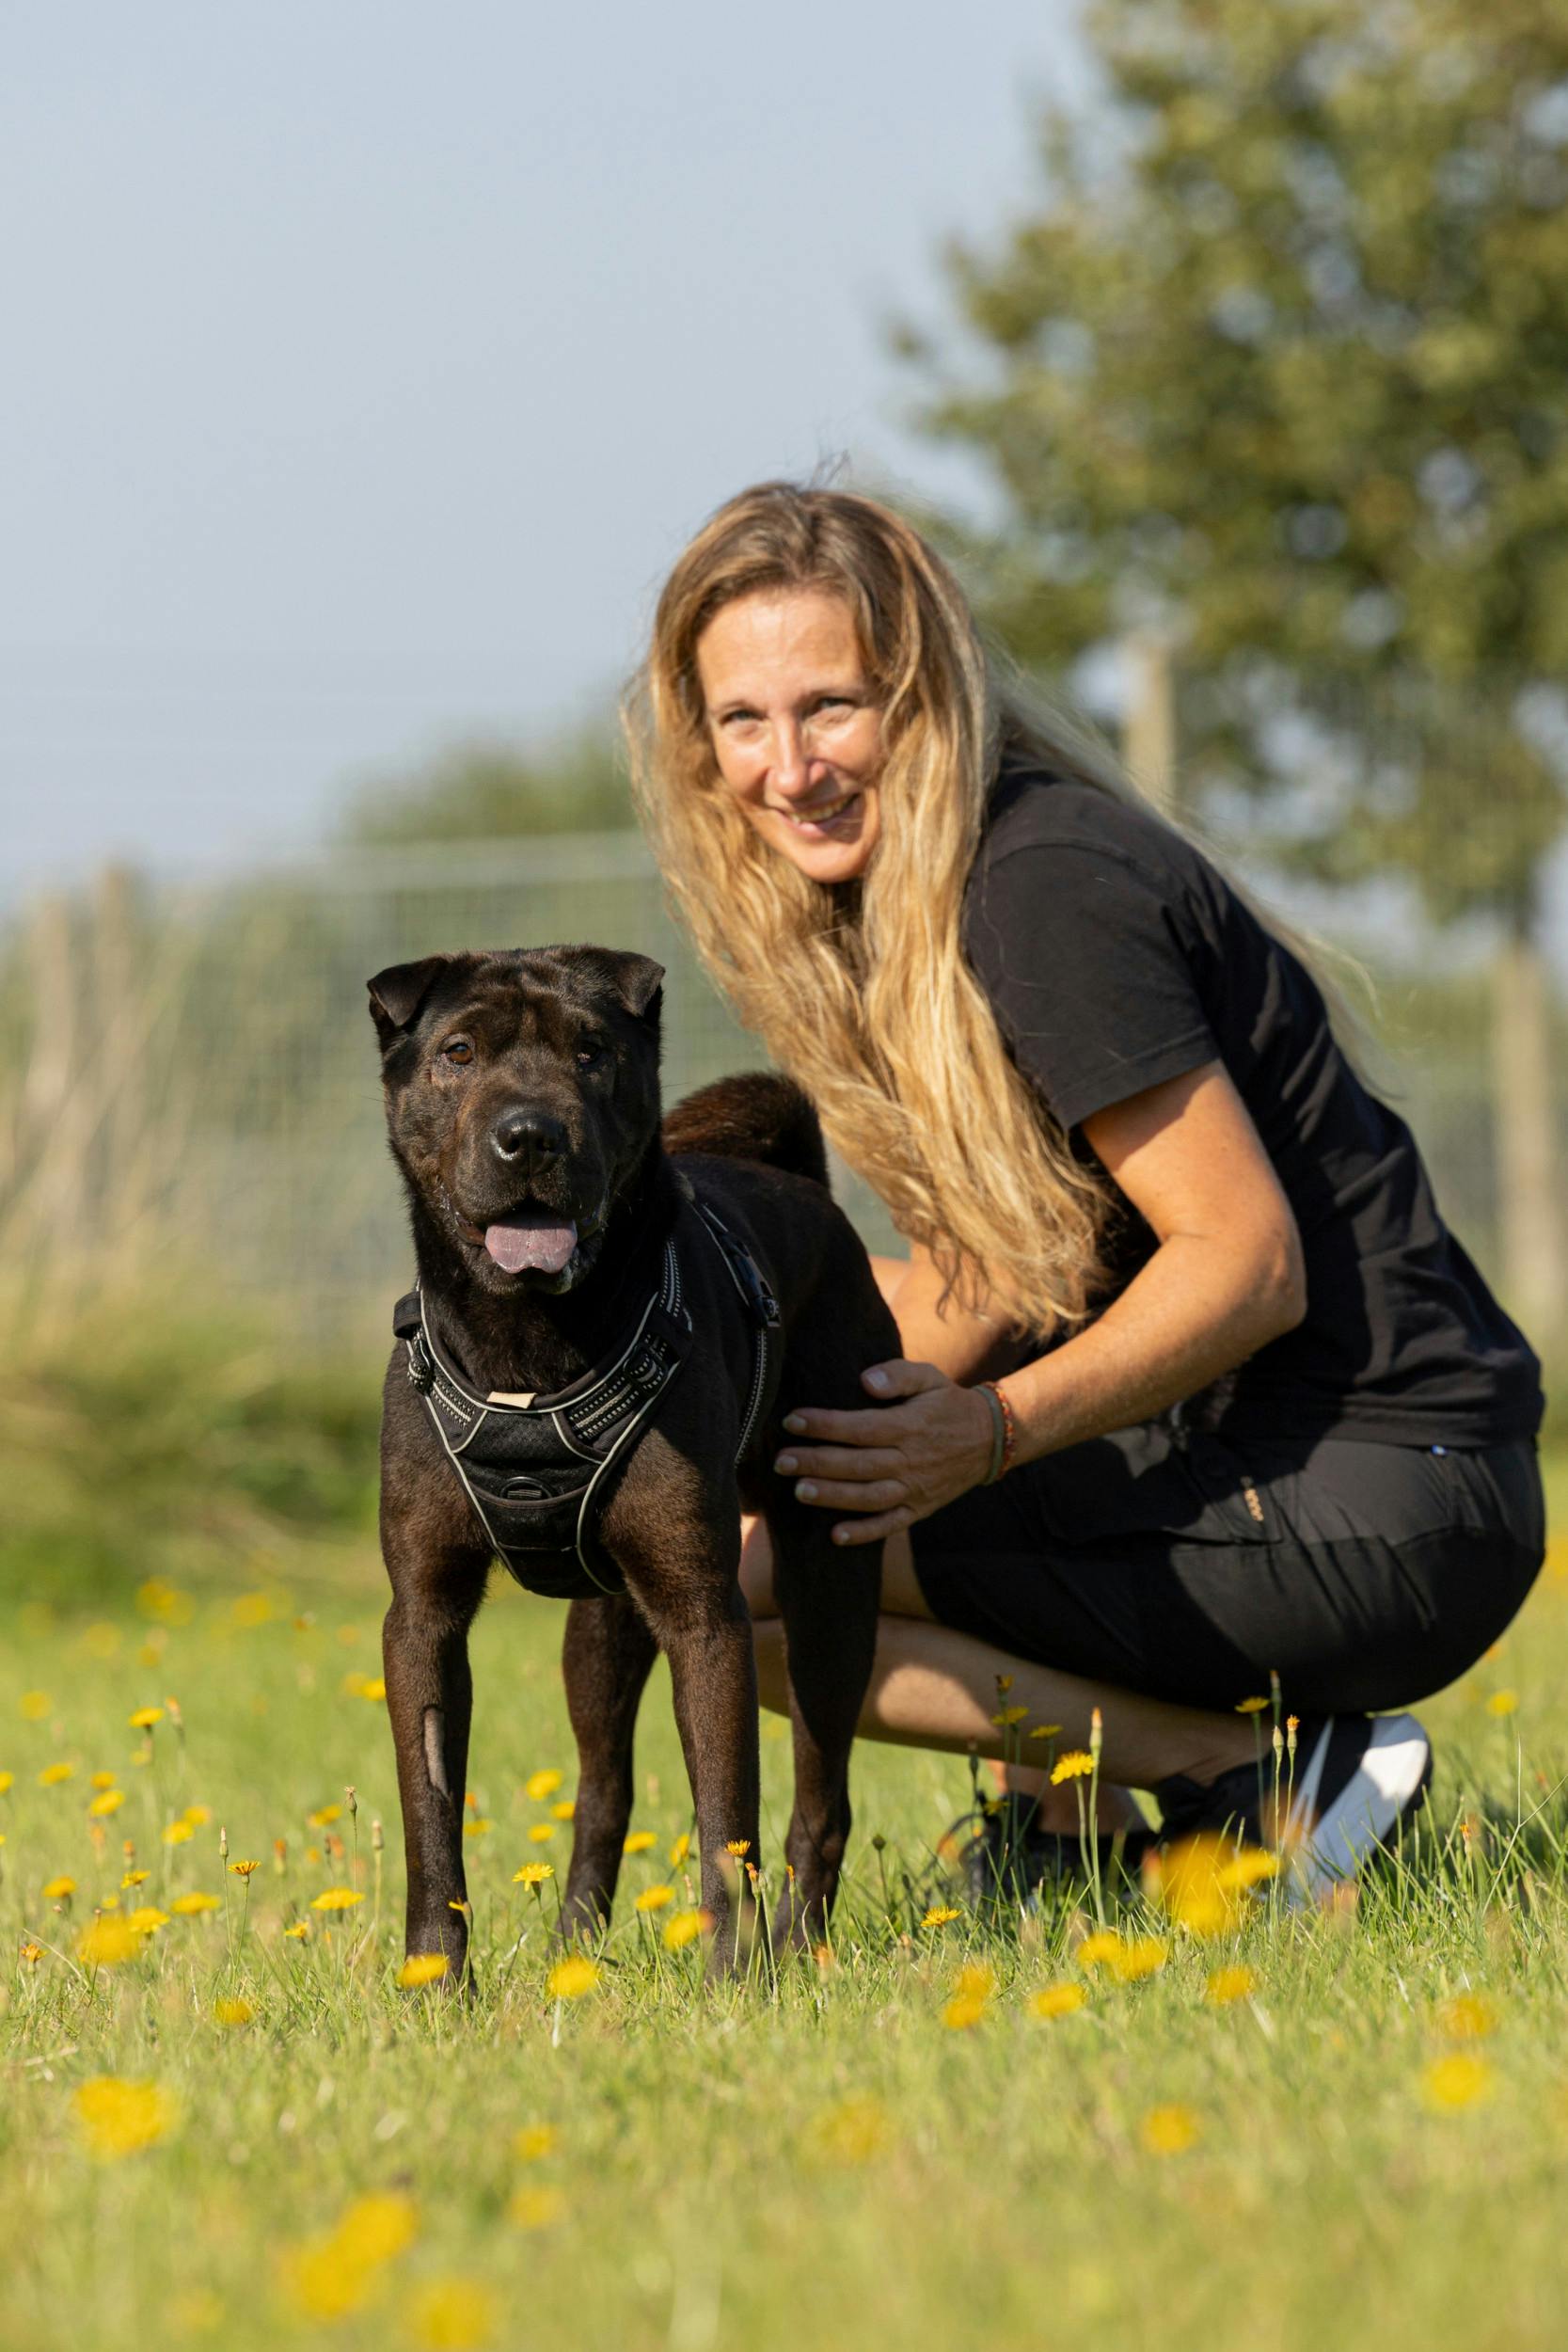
[662,1072,830,1189]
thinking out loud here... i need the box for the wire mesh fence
[0,830,1559,1355]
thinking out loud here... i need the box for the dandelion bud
[996,1674,1014,1696]
[870,1833,886,1852]
[1089,1706,1103,1763]
[219,1825,229,1862]
[345,1786,357,1820]
[1286,1717,1298,1758]
[372,1819,384,1853]
[273,1837,288,1876]
[1272,1726,1284,1762]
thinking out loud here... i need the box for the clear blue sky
[1,3,1092,894]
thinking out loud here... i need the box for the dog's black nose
[490,1109,567,1172]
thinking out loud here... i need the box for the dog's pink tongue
[484,1215,578,1275]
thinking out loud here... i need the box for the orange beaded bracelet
[977,1379,1018,1484]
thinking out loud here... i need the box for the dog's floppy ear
[367,955,452,1044]
[605,953,665,1021]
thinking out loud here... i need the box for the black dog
[368,945,898,1978]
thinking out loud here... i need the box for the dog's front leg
[645,1581,761,1977]
[559,1595,659,1940]
[382,1551,488,1984]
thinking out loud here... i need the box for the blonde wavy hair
[626,481,1361,1341]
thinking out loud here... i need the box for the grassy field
[3,1313,1567,2352]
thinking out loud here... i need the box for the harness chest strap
[392,1205,780,1601]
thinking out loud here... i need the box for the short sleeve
[964,839,1219,1132]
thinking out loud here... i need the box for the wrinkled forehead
[422,954,611,1050]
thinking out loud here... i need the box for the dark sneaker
[957,1793,1155,1907]
[1155,1712,1432,1903]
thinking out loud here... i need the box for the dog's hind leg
[769,1520,882,1952]
[560,1596,659,1940]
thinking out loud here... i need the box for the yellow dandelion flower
[21,1691,52,1721]
[182,1804,212,1826]
[0,1771,12,1792]
[1215,1847,1281,1891]
[1141,2103,1200,2155]
[1485,1690,1519,1717]
[1107,1936,1168,1984]
[309,1887,364,1913]
[1422,2053,1493,2110]
[1050,1751,1094,1785]
[90,1770,117,1790]
[513,1862,555,1885]
[19,1940,44,1964]
[42,1874,76,1900]
[1026,1724,1064,1740]
[546,1955,599,2000]
[942,1992,990,2030]
[408,2277,495,2349]
[635,1884,674,1913]
[804,2095,890,2166]
[308,1804,342,1828]
[550,1799,576,1820]
[77,1917,146,1967]
[284,1921,311,1941]
[623,1830,657,1854]
[724,1838,751,1856]
[230,1859,260,1878]
[507,2185,563,2231]
[335,2189,420,2266]
[1029,1981,1089,2020]
[127,1907,169,1933]
[1147,1834,1260,1937]
[513,2122,557,2163]
[87,1789,125,1819]
[462,1819,494,1838]
[122,1868,149,1887]
[1205,1965,1258,2007]
[360,1678,386,1702]
[128,1707,165,1730]
[527,1823,554,1845]
[525,1769,563,1802]
[213,1997,255,2026]
[277,2239,372,2323]
[1234,1696,1270,1714]
[169,1892,220,1915]
[923,1905,962,1928]
[663,1908,710,1951]
[162,1821,194,1847]
[398,1953,450,1988]
[1435,1993,1499,2042]
[990,1704,1029,1726]
[39,1762,75,1788]
[1075,1931,1125,1973]
[669,1832,690,1867]
[73,2075,178,2160]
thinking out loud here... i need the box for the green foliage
[910,0,1568,922]
[0,1292,381,1608]
[338,726,632,843]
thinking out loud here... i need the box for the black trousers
[909,1424,1545,1717]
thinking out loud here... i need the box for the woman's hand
[774,1359,996,1548]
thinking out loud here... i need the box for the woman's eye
[442,1040,474,1066]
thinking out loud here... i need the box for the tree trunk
[1490,923,1565,1343]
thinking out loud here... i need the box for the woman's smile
[695,586,885,882]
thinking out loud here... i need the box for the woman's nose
[770,717,814,795]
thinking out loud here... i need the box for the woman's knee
[739,1515,777,1618]
[753,1617,790,1713]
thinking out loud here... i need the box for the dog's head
[368,946,665,1296]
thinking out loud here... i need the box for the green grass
[4,1303,1567,2351]
[5,1542,1568,2352]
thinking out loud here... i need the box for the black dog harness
[393,1200,780,1603]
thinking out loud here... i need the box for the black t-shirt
[961,763,1544,1446]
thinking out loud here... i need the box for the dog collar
[393,1199,779,1603]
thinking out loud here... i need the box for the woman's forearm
[1000,1232,1304,1464]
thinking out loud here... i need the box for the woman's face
[694,587,885,884]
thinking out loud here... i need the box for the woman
[627,482,1545,1899]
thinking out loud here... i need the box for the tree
[338,725,632,843]
[904,0,1568,1332]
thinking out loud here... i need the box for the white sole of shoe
[1286,1713,1433,1905]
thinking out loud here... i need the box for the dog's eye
[441,1039,475,1067]
[575,1042,605,1070]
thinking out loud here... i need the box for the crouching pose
[627,482,1545,1899]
